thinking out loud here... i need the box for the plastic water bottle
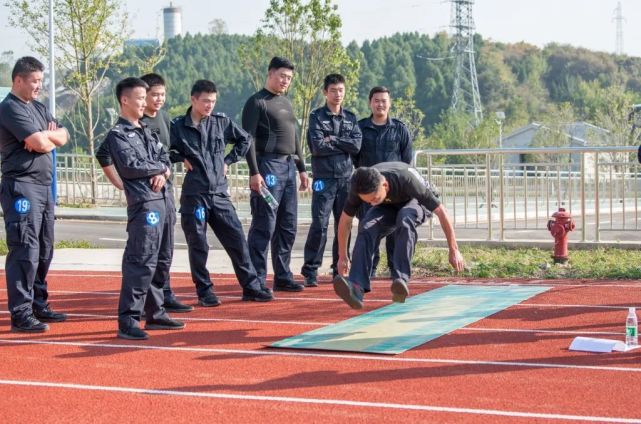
[626,307,638,347]
[259,185,279,209]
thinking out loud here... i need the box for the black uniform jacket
[170,109,251,196]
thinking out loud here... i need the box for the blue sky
[1,0,640,59]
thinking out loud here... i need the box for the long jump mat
[271,284,550,355]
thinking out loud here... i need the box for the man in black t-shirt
[0,57,69,332]
[332,162,465,309]
[242,56,309,293]
[354,86,414,277]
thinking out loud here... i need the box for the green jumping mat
[271,284,550,355]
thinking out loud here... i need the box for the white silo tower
[163,3,182,40]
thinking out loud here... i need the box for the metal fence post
[486,153,492,241]
[580,151,586,242]
[595,153,600,242]
[427,153,434,240]
[499,152,505,241]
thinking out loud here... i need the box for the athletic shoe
[163,298,194,313]
[242,288,274,302]
[198,292,221,307]
[273,281,304,292]
[117,327,148,340]
[391,278,409,303]
[332,275,364,310]
[145,317,185,330]
[11,315,49,333]
[304,275,318,287]
[34,305,67,322]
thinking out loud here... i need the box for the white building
[163,3,182,40]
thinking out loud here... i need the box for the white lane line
[404,281,641,288]
[2,287,638,308]
[97,238,126,242]
[0,310,623,335]
[0,379,638,423]
[1,338,640,374]
[463,327,623,336]
[1,270,638,288]
[519,303,640,310]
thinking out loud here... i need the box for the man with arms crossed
[0,56,69,332]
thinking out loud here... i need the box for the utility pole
[613,1,624,55]
[450,0,482,126]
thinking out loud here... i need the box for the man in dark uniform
[300,74,362,287]
[170,79,272,305]
[242,56,309,292]
[354,86,413,275]
[332,162,465,309]
[100,73,192,314]
[96,77,184,340]
[0,56,69,332]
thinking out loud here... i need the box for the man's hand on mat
[449,248,465,273]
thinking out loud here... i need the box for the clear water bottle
[259,185,279,209]
[626,307,638,347]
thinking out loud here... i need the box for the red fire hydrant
[547,208,575,264]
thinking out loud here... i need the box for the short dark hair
[140,73,165,90]
[368,86,390,101]
[351,167,383,195]
[268,56,295,72]
[115,77,149,104]
[191,79,217,97]
[12,56,44,81]
[323,73,345,91]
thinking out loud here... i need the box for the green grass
[0,239,95,255]
[408,246,641,280]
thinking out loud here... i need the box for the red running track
[0,271,640,423]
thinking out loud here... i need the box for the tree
[208,18,228,35]
[239,0,359,156]
[6,0,129,203]
[0,50,14,86]
[391,88,427,149]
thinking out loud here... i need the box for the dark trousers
[151,194,176,303]
[248,155,298,287]
[181,193,262,296]
[358,204,395,274]
[349,199,427,292]
[0,179,54,322]
[301,177,349,278]
[119,197,171,330]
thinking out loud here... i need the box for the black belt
[257,152,295,160]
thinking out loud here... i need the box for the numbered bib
[146,211,160,226]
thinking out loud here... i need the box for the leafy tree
[208,19,228,35]
[6,0,129,203]
[239,0,359,156]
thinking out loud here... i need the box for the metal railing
[55,146,641,242]
[54,153,313,217]
[413,146,640,242]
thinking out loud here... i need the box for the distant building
[163,3,182,40]
[501,121,611,175]
[0,87,9,100]
[124,39,161,49]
